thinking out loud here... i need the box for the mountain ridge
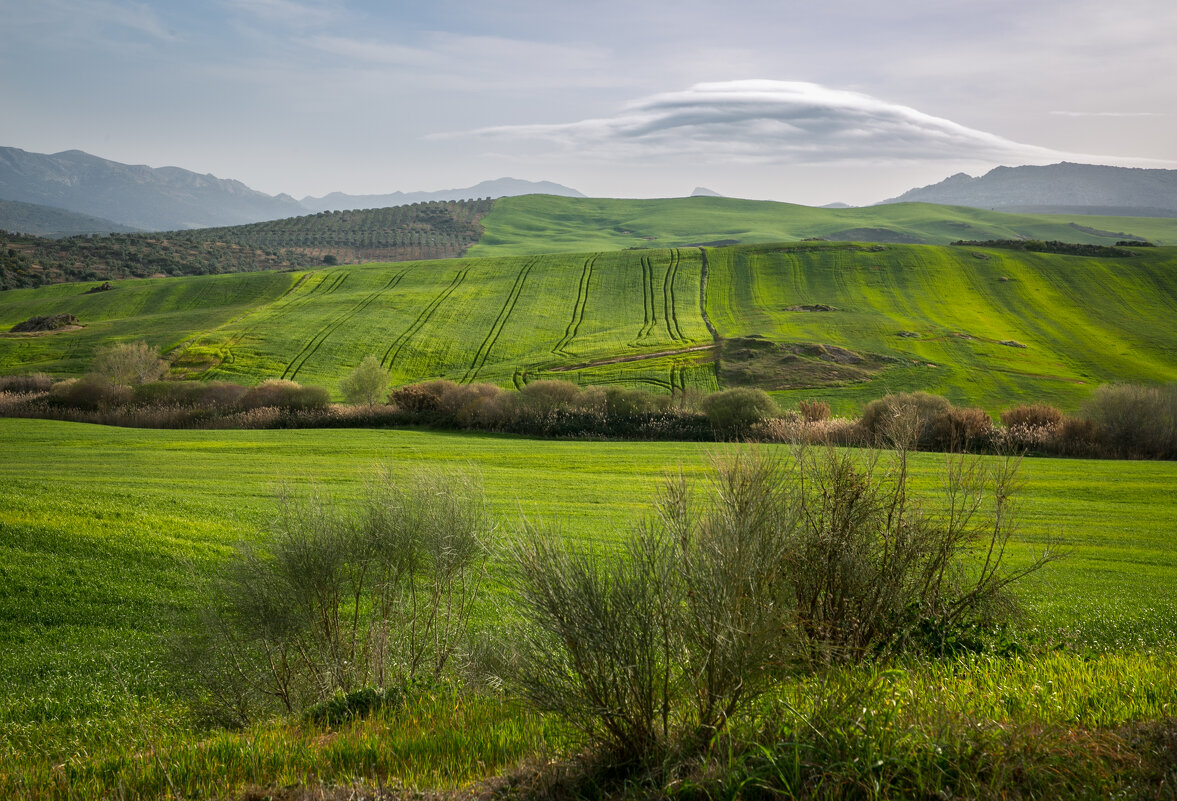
[880,162,1177,216]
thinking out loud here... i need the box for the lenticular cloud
[454,80,1068,165]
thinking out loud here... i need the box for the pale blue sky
[3,0,1175,204]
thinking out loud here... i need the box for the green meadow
[469,195,1177,255]
[1,418,1176,796]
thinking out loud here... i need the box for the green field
[3,240,1176,411]
[1,419,1175,796]
[470,195,1177,255]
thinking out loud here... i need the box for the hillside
[881,163,1177,217]
[3,241,1175,411]
[468,195,1177,255]
[0,199,140,237]
[0,199,493,289]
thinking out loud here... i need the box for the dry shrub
[518,380,584,412]
[861,392,951,449]
[930,406,994,452]
[1001,403,1063,430]
[47,375,132,410]
[0,373,53,394]
[753,415,862,446]
[238,379,329,411]
[798,398,831,423]
[388,380,453,413]
[1082,383,1177,459]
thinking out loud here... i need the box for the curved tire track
[381,269,469,369]
[464,259,536,383]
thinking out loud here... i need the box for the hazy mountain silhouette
[300,178,585,212]
[880,163,1177,217]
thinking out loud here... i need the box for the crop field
[0,419,1175,796]
[705,242,1177,412]
[2,241,1176,411]
[469,195,1177,256]
[0,249,718,396]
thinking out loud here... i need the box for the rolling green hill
[469,195,1177,255]
[2,240,1175,411]
[7,194,1177,291]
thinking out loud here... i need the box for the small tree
[340,356,388,407]
[91,341,168,385]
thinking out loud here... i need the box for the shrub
[798,398,831,423]
[339,356,388,407]
[602,386,671,418]
[1001,404,1063,430]
[132,381,204,407]
[238,379,329,411]
[701,387,778,432]
[1082,383,1177,459]
[500,445,1054,759]
[0,373,53,394]
[184,466,492,723]
[90,341,168,385]
[388,380,453,414]
[861,392,951,449]
[46,374,132,410]
[930,406,994,452]
[518,379,584,413]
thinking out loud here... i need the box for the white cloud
[441,80,1106,166]
[1051,111,1173,118]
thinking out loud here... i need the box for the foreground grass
[1,419,1175,798]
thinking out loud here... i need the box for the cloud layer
[450,80,1074,166]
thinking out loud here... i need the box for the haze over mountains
[4,146,1177,237]
[0,147,583,234]
[880,163,1177,217]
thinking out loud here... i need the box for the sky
[3,0,1176,206]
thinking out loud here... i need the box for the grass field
[469,195,1177,256]
[705,242,1177,412]
[4,241,1175,412]
[1,419,1175,796]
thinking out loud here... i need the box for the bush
[46,374,132,410]
[1001,404,1063,430]
[701,387,778,432]
[861,392,952,449]
[339,356,388,407]
[499,445,1054,759]
[0,373,53,394]
[132,381,205,407]
[1082,383,1177,459]
[91,341,168,385]
[798,398,831,423]
[388,380,453,414]
[184,466,492,723]
[238,379,329,411]
[930,406,994,452]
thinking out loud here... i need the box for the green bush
[90,341,168,385]
[339,356,388,407]
[861,391,952,449]
[700,387,778,431]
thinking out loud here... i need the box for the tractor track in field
[552,255,596,357]
[635,255,658,343]
[381,269,469,369]
[663,248,686,342]
[284,270,406,380]
[463,259,536,383]
[547,343,714,372]
[698,247,719,343]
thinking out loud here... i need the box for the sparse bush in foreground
[183,466,492,725]
[500,445,1054,759]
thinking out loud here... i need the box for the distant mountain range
[300,178,584,212]
[0,146,584,233]
[880,162,1177,217]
